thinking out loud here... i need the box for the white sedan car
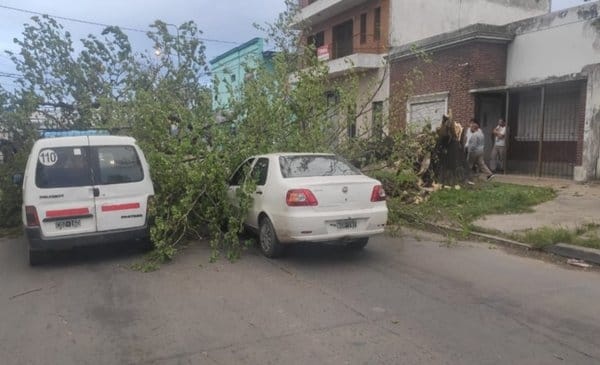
[228,153,388,257]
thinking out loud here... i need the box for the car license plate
[55,219,81,230]
[336,219,357,230]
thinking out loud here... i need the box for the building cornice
[388,24,514,62]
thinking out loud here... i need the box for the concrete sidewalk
[470,174,600,265]
[474,175,600,234]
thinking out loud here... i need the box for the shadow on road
[30,241,150,269]
[273,241,381,267]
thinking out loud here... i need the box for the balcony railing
[310,34,387,62]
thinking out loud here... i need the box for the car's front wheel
[259,216,284,258]
[346,237,369,250]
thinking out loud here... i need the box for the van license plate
[55,219,81,230]
[336,219,357,230]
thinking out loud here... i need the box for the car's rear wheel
[346,237,369,250]
[29,249,46,266]
[259,216,284,258]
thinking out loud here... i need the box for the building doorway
[476,94,505,165]
[506,82,584,178]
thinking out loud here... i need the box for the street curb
[421,222,533,250]
[544,243,600,266]
[421,222,600,266]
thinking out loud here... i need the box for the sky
[0,0,593,89]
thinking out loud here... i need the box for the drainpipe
[537,86,546,177]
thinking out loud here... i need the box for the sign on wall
[317,45,330,61]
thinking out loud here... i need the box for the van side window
[35,147,93,188]
[95,146,144,185]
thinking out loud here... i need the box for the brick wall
[389,41,507,129]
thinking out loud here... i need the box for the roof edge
[389,23,514,62]
[209,37,264,65]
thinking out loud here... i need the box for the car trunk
[286,175,378,213]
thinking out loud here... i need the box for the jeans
[490,145,505,172]
[468,151,492,176]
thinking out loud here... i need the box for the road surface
[1,230,599,364]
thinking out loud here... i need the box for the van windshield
[35,145,144,188]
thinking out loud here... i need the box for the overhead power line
[0,71,20,79]
[0,4,240,45]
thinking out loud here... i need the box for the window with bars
[372,101,384,140]
[515,87,579,142]
[360,13,367,44]
[374,7,381,41]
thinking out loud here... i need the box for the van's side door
[90,141,151,232]
[31,137,97,237]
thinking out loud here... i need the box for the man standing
[462,118,476,156]
[490,118,507,172]
[467,121,494,180]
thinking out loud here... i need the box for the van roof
[33,135,137,148]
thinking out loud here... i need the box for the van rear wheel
[29,249,46,266]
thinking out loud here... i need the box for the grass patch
[389,182,556,229]
[516,227,576,249]
[0,226,22,239]
[515,224,600,250]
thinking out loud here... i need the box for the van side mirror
[12,173,23,186]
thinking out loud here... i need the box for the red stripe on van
[46,208,90,218]
[101,203,141,212]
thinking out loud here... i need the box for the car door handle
[93,187,100,197]
[255,190,263,195]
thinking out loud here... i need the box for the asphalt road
[1,231,599,365]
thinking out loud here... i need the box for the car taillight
[286,189,318,207]
[371,185,386,202]
[25,206,40,227]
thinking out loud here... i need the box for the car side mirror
[12,173,23,186]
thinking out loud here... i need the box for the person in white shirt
[490,118,506,172]
[462,118,475,155]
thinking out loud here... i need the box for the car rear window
[35,145,144,188]
[279,155,361,178]
[35,146,93,188]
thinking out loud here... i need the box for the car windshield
[279,155,361,178]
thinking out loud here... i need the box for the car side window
[229,158,254,186]
[251,158,269,186]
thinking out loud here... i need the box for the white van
[18,135,155,265]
